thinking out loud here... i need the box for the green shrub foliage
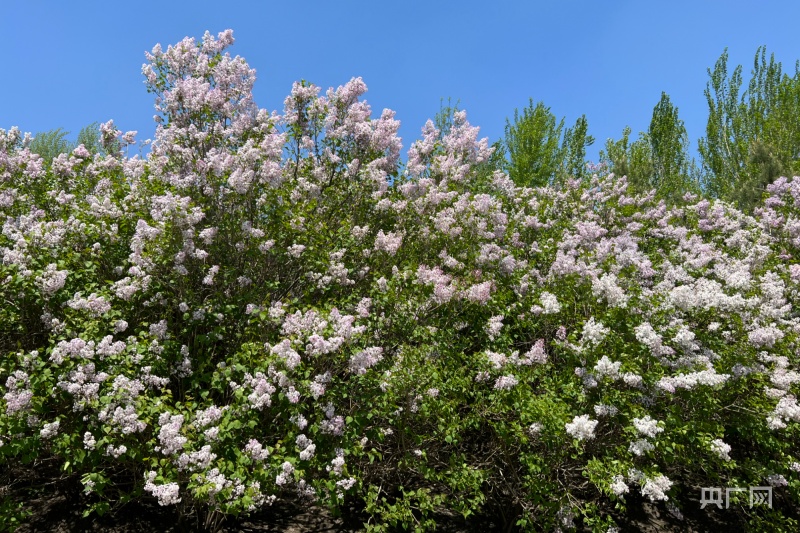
[1,31,799,531]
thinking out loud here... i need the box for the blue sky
[5,1,800,164]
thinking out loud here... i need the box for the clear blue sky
[4,1,800,164]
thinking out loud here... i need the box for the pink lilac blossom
[349,346,384,374]
[464,281,493,304]
[485,315,504,340]
[66,293,111,317]
[144,472,181,506]
[4,371,33,415]
[176,445,216,471]
[155,413,187,455]
[494,375,518,390]
[374,230,403,255]
[244,439,270,461]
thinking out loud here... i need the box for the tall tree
[503,99,565,188]
[76,122,102,154]
[28,128,72,164]
[559,114,594,182]
[699,46,800,212]
[599,126,653,194]
[28,122,104,166]
[648,92,699,202]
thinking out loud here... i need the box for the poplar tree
[502,99,565,188]
[699,46,800,212]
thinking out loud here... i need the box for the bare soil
[2,458,752,532]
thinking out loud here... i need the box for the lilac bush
[1,30,800,532]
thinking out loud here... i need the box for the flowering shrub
[2,30,800,532]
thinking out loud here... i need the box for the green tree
[601,93,699,204]
[28,127,72,164]
[599,126,654,195]
[76,122,102,155]
[502,99,565,188]
[699,46,800,212]
[648,92,699,202]
[28,122,103,166]
[559,114,594,182]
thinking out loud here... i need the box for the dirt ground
[2,458,751,532]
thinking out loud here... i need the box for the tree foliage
[699,46,800,212]
[502,99,565,188]
[28,122,104,165]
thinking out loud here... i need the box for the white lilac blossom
[83,432,96,450]
[565,414,598,441]
[155,413,187,455]
[40,420,60,439]
[244,439,270,461]
[766,474,788,487]
[275,461,294,486]
[591,273,629,308]
[640,474,673,502]
[632,416,663,438]
[594,404,618,417]
[35,263,68,296]
[539,291,561,314]
[748,325,784,349]
[177,445,216,471]
[528,423,543,437]
[106,444,127,458]
[657,369,730,392]
[629,439,654,456]
[328,454,346,476]
[710,439,732,461]
[610,475,629,496]
[593,356,621,380]
[621,372,643,387]
[581,317,609,347]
